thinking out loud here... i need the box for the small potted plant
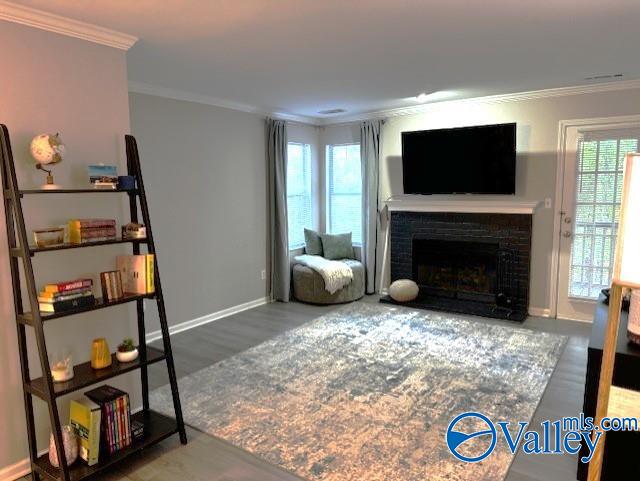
[116,338,138,363]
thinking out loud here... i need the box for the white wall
[370,87,640,311]
[0,22,134,474]
[129,93,271,331]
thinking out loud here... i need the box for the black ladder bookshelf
[0,124,187,481]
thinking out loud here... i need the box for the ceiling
[10,0,640,121]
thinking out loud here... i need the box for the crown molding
[322,78,640,125]
[132,76,640,127]
[128,81,320,125]
[0,1,137,50]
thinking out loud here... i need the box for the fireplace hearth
[383,211,532,321]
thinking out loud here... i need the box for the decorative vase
[91,338,112,369]
[628,290,640,346]
[48,425,78,468]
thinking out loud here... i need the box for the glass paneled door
[556,125,639,320]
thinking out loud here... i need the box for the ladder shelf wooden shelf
[0,124,187,481]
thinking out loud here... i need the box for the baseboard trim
[528,307,552,318]
[145,296,272,343]
[0,449,47,481]
[0,458,30,481]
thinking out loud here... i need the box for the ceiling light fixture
[584,73,623,81]
[414,91,457,104]
[318,108,346,115]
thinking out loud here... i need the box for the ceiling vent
[584,73,623,81]
[318,108,346,115]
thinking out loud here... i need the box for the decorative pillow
[304,228,323,256]
[320,232,354,260]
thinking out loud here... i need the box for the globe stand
[36,164,60,190]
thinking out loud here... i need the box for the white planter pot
[116,348,139,363]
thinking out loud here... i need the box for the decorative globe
[30,133,65,165]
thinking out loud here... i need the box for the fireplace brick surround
[386,210,533,321]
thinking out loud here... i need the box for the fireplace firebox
[385,211,532,321]
[412,238,517,309]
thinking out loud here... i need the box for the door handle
[564,217,572,224]
[563,231,572,238]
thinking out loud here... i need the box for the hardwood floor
[27,298,592,481]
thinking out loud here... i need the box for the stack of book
[68,219,117,244]
[85,385,132,456]
[39,278,95,313]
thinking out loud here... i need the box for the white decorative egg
[389,279,419,302]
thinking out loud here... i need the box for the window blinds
[327,143,362,245]
[286,143,313,248]
[569,131,639,298]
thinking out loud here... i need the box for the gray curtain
[267,118,290,302]
[361,120,382,294]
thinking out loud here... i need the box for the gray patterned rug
[151,303,566,481]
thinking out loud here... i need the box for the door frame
[550,114,640,320]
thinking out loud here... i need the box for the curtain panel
[267,118,290,301]
[361,120,383,294]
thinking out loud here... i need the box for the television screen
[402,123,516,195]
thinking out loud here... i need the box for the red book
[44,278,93,294]
[77,227,117,239]
[72,219,116,228]
[118,397,129,448]
[118,397,125,448]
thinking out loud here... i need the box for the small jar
[48,425,78,467]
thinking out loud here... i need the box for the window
[569,133,639,298]
[286,142,313,248]
[326,143,362,244]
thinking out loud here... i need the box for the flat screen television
[402,122,516,195]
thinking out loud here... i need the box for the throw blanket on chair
[294,255,353,294]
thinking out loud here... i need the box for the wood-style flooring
[25,297,592,481]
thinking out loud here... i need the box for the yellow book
[146,254,155,294]
[70,398,101,466]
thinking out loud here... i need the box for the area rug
[150,303,566,481]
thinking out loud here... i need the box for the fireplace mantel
[385,195,540,215]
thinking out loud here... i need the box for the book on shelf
[69,219,117,229]
[69,219,117,244]
[39,294,95,313]
[84,385,132,456]
[93,181,117,190]
[116,254,155,295]
[70,398,101,466]
[72,228,117,243]
[38,289,93,303]
[44,278,93,294]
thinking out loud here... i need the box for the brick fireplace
[384,198,537,321]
